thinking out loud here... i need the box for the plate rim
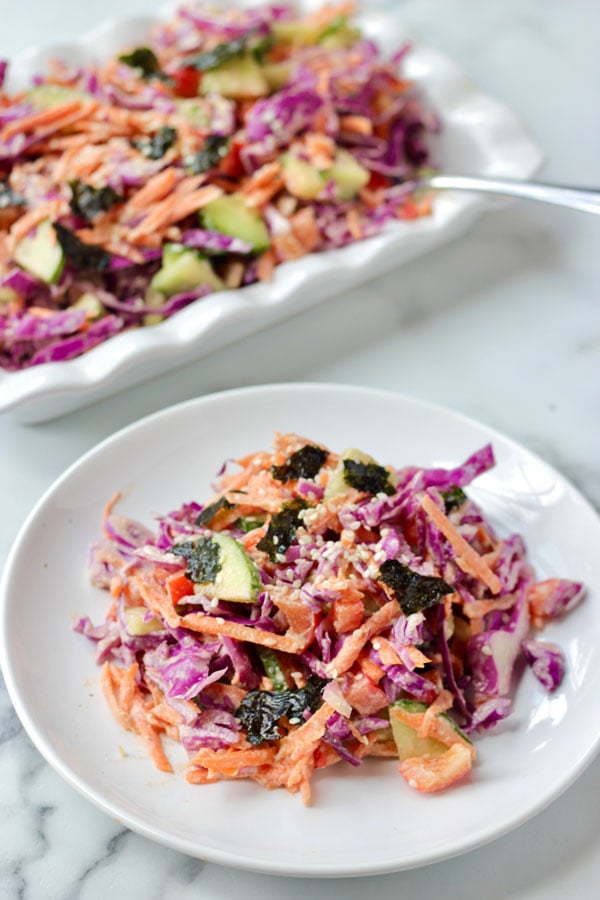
[1,381,600,877]
[0,3,543,418]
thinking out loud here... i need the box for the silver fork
[419,173,600,215]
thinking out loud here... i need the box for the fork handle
[426,173,600,214]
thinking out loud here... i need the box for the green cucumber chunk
[72,292,105,320]
[258,649,288,690]
[281,152,325,200]
[150,243,224,298]
[124,606,164,636]
[192,533,261,603]
[13,219,65,284]
[327,149,370,200]
[390,713,448,762]
[389,699,473,761]
[27,84,91,108]
[200,54,269,99]
[201,193,270,252]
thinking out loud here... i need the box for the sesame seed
[329,667,338,678]
[372,639,381,650]
[350,521,361,531]
[210,598,219,608]
[272,535,279,545]
[292,579,302,589]
[215,617,225,624]
[288,717,301,725]
[481,645,492,656]
[264,637,276,647]
[276,553,286,563]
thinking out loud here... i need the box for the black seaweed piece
[171,537,222,584]
[183,35,249,72]
[271,445,328,482]
[378,559,453,615]
[133,126,177,160]
[53,223,111,272]
[440,486,468,513]
[195,497,235,527]
[186,135,230,175]
[256,500,307,561]
[118,46,163,78]
[69,180,122,222]
[236,675,328,745]
[0,182,26,209]
[343,459,395,496]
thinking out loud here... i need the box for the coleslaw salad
[77,431,584,803]
[1,2,437,371]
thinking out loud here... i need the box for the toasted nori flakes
[195,497,235,527]
[171,536,222,584]
[343,459,394,496]
[271,445,328,482]
[440,486,468,513]
[236,675,328,745]
[256,500,306,561]
[69,180,122,222]
[378,559,453,615]
[53,223,111,272]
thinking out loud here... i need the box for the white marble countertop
[1,1,600,897]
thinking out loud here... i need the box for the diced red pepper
[171,67,201,98]
[166,571,195,604]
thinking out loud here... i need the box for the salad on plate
[0,2,436,370]
[77,432,584,803]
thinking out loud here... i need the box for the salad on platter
[0,2,436,370]
[77,433,584,803]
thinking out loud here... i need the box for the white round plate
[1,383,598,877]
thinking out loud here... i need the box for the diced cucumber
[273,15,360,47]
[201,194,270,252]
[27,84,90,108]
[390,712,448,761]
[124,606,164,636]
[200,54,269,99]
[13,219,65,284]
[150,243,224,298]
[192,533,261,603]
[258,649,288,690]
[327,149,370,201]
[389,699,473,762]
[0,287,19,306]
[281,149,369,202]
[319,18,361,50]
[272,18,330,46]
[72,292,105,320]
[262,61,292,90]
[281,152,326,200]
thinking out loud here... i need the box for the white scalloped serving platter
[0,2,542,421]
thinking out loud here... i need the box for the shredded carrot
[326,600,401,676]
[182,612,311,654]
[421,494,502,594]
